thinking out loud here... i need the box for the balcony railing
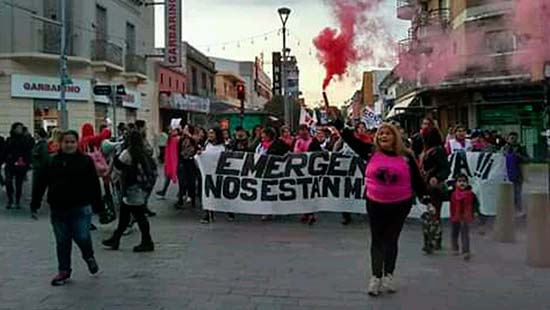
[397,0,415,20]
[125,54,146,75]
[91,40,123,67]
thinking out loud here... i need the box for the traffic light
[237,84,245,101]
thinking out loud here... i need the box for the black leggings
[177,159,197,204]
[114,203,152,243]
[5,168,26,205]
[367,199,412,278]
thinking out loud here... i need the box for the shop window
[126,109,137,123]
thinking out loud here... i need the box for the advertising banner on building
[11,74,90,101]
[164,0,182,67]
[160,93,210,113]
[197,151,507,217]
[94,89,142,109]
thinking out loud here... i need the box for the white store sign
[11,74,91,101]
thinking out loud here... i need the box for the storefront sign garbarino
[164,0,182,67]
[11,74,90,101]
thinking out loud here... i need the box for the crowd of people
[0,116,530,294]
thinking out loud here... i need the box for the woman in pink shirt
[337,120,429,297]
[293,125,322,224]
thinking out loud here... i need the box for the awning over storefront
[386,94,418,119]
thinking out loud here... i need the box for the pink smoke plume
[396,0,550,85]
[314,0,388,90]
[513,0,550,71]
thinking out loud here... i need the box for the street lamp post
[59,0,69,130]
[278,7,291,128]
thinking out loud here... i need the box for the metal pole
[112,85,118,139]
[545,81,550,195]
[282,25,288,128]
[59,0,68,130]
[240,99,244,128]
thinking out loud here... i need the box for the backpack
[89,149,109,177]
[135,155,158,193]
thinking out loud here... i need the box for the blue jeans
[51,205,94,273]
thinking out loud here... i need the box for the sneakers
[31,211,38,220]
[6,203,12,210]
[382,274,397,294]
[51,272,71,286]
[367,277,382,296]
[133,242,154,252]
[463,252,471,261]
[85,257,99,275]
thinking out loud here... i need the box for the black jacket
[45,152,102,212]
[411,132,424,159]
[308,138,323,152]
[421,146,450,183]
[267,139,290,156]
[341,127,429,203]
[4,135,33,171]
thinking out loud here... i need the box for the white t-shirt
[448,138,472,153]
[204,143,226,155]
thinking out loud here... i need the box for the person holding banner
[175,125,199,209]
[336,120,429,297]
[445,124,472,154]
[419,127,450,254]
[200,127,229,224]
[279,126,295,149]
[294,125,323,225]
[412,117,437,159]
[256,127,290,221]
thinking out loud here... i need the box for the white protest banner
[196,151,366,215]
[410,151,508,218]
[361,107,382,130]
[197,151,508,217]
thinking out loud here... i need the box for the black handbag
[99,194,116,224]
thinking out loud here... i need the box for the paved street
[1,168,549,310]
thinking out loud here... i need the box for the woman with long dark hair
[337,120,429,296]
[175,125,199,209]
[200,127,228,224]
[4,122,33,209]
[44,130,102,286]
[420,127,450,254]
[102,130,155,252]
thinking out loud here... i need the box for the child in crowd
[449,173,479,261]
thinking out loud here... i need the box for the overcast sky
[155,0,408,107]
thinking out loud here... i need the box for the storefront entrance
[34,100,59,134]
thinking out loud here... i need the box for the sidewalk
[1,196,550,310]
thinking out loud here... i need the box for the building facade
[211,56,272,111]
[0,0,156,136]
[155,42,216,129]
[391,0,548,159]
